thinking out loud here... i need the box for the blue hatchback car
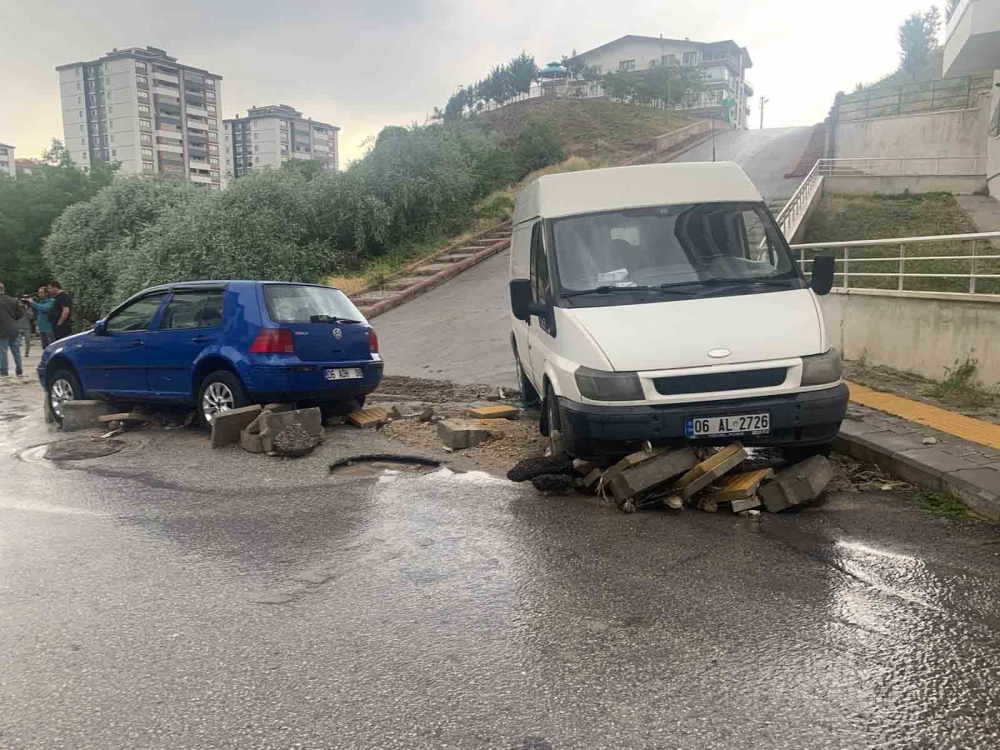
[38,280,383,426]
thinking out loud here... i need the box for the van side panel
[510,221,535,384]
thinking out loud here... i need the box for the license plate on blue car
[686,413,770,438]
[324,368,363,381]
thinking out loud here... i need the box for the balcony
[157,143,184,154]
[154,85,180,98]
[189,173,213,184]
[944,0,1000,75]
[153,72,179,85]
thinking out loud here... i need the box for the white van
[508,161,846,460]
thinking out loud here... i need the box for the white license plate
[324,367,363,381]
[686,413,770,438]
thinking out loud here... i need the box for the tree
[281,158,324,181]
[0,139,117,296]
[507,53,538,101]
[898,8,941,76]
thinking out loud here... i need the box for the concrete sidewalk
[835,398,1000,521]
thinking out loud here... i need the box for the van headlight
[801,349,843,386]
[575,366,644,401]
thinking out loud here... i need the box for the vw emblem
[332,328,343,340]
[708,348,731,359]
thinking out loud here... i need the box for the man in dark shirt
[47,281,73,341]
[0,281,25,378]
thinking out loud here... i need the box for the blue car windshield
[263,284,363,324]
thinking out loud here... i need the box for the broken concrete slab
[731,495,763,513]
[759,455,834,513]
[240,428,265,454]
[211,405,263,448]
[60,400,113,431]
[671,444,747,501]
[348,406,393,428]
[258,407,323,454]
[602,448,668,487]
[582,468,604,493]
[438,419,491,450]
[272,422,322,457]
[469,404,519,420]
[608,447,699,504]
[263,402,296,414]
[418,406,435,423]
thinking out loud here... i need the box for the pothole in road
[329,453,443,478]
[18,438,128,463]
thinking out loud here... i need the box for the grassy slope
[330,100,695,292]
[802,192,998,294]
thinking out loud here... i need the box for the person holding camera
[26,287,55,349]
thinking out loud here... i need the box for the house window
[137,90,149,101]
[138,104,150,114]
[135,61,147,72]
[210,157,219,167]
[618,59,635,72]
[112,149,117,158]
[210,170,219,180]
[142,161,154,173]
[683,51,699,66]
[137,75,148,86]
[139,118,152,130]
[141,147,153,159]
[205,91,216,101]
[141,133,152,144]
[206,104,216,114]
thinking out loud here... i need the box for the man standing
[0,281,25,379]
[28,287,55,349]
[47,281,72,341]
[17,299,33,358]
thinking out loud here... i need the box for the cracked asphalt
[3,376,1000,749]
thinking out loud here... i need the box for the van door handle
[190,336,210,344]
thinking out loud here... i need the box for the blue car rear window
[263,284,362,324]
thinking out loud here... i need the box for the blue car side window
[106,294,168,333]
[160,291,225,330]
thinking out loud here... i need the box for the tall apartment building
[223,105,339,180]
[56,46,225,188]
[0,143,14,178]
[565,35,754,129]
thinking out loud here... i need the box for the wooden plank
[347,406,393,428]
[704,468,775,503]
[97,412,148,423]
[671,443,747,500]
[468,404,519,420]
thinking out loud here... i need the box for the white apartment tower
[57,46,225,188]
[223,105,339,180]
[0,143,15,178]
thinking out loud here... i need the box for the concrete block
[437,419,491,450]
[671,444,748,501]
[469,404,519,420]
[348,406,393,428]
[240,428,264,454]
[582,468,604,492]
[60,400,113,432]
[731,495,763,513]
[211,405,263,448]
[263,402,296,414]
[608,447,699,503]
[603,448,668,487]
[759,455,834,513]
[258,407,323,453]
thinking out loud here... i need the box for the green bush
[511,118,564,177]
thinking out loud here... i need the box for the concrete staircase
[351,221,513,319]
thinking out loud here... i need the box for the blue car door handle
[190,336,210,344]
[130,339,144,347]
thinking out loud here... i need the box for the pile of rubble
[508,443,834,515]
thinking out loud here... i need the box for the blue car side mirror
[94,319,108,335]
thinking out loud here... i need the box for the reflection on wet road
[2,428,1000,748]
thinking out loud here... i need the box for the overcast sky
[2,0,942,164]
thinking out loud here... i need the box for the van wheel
[514,350,539,407]
[196,370,249,429]
[47,369,82,425]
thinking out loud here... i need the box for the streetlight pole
[759,96,769,129]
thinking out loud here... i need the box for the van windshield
[550,202,802,300]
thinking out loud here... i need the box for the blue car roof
[139,280,341,294]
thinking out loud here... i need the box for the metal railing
[790,232,1000,294]
[774,160,824,239]
[838,72,992,121]
[816,156,986,177]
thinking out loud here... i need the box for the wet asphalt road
[3,380,1000,748]
[378,127,813,387]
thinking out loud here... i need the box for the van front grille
[652,368,787,396]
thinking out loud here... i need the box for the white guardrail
[789,232,1000,294]
[815,156,986,177]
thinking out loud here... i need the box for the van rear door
[260,284,371,362]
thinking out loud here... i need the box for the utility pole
[711,116,716,162]
[759,96,769,130]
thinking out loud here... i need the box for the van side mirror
[94,319,108,336]
[510,279,547,322]
[810,255,835,296]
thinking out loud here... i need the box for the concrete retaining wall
[819,288,1000,384]
[823,174,988,195]
[652,120,714,152]
[835,97,991,160]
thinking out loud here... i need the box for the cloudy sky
[2,0,943,164]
